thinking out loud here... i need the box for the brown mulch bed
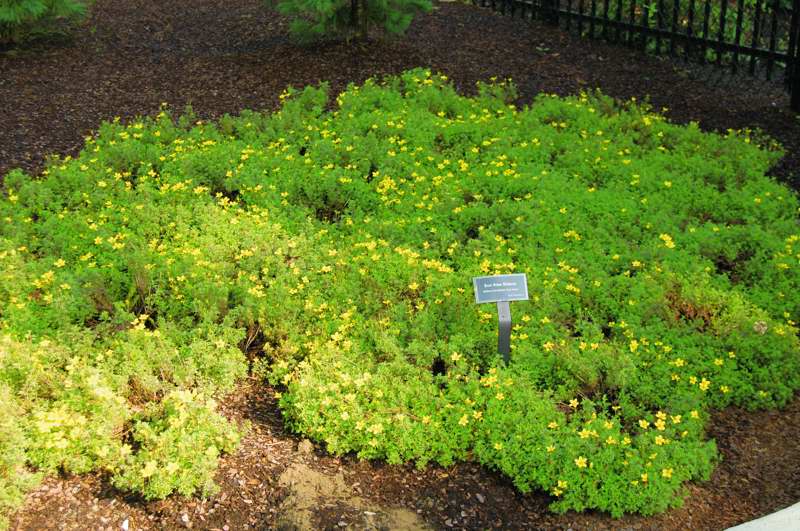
[3,1,800,529]
[10,379,800,530]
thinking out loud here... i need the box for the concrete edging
[726,502,800,531]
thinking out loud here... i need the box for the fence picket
[628,0,637,45]
[670,0,680,55]
[566,0,573,30]
[766,0,778,79]
[732,0,745,73]
[641,0,650,51]
[716,0,729,65]
[701,0,712,63]
[750,0,763,75]
[686,0,697,60]
[656,0,665,53]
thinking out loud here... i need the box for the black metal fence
[473,0,800,111]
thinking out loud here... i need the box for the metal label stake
[497,300,512,363]
[472,273,529,364]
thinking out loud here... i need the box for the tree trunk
[350,0,358,30]
[355,0,368,40]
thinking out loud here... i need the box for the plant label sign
[472,273,528,363]
[472,273,529,304]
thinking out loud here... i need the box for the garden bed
[2,1,800,530]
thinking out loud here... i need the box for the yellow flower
[458,414,469,426]
[450,352,462,362]
[574,456,588,468]
[638,419,649,429]
[662,468,673,479]
[659,234,675,248]
[494,442,503,450]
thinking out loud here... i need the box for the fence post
[792,0,800,111]
[793,64,800,112]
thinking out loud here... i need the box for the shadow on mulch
[0,0,798,187]
[3,1,800,529]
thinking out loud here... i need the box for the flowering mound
[1,69,799,520]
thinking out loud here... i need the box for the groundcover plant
[1,69,799,524]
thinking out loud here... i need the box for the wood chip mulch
[2,1,800,529]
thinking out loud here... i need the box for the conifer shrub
[273,0,431,42]
[0,0,88,45]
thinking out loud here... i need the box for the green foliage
[0,382,39,531]
[274,0,432,42]
[1,69,799,518]
[111,390,244,500]
[0,0,88,45]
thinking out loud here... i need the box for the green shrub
[111,390,245,500]
[274,0,432,42]
[0,382,39,531]
[1,69,799,517]
[0,0,88,45]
